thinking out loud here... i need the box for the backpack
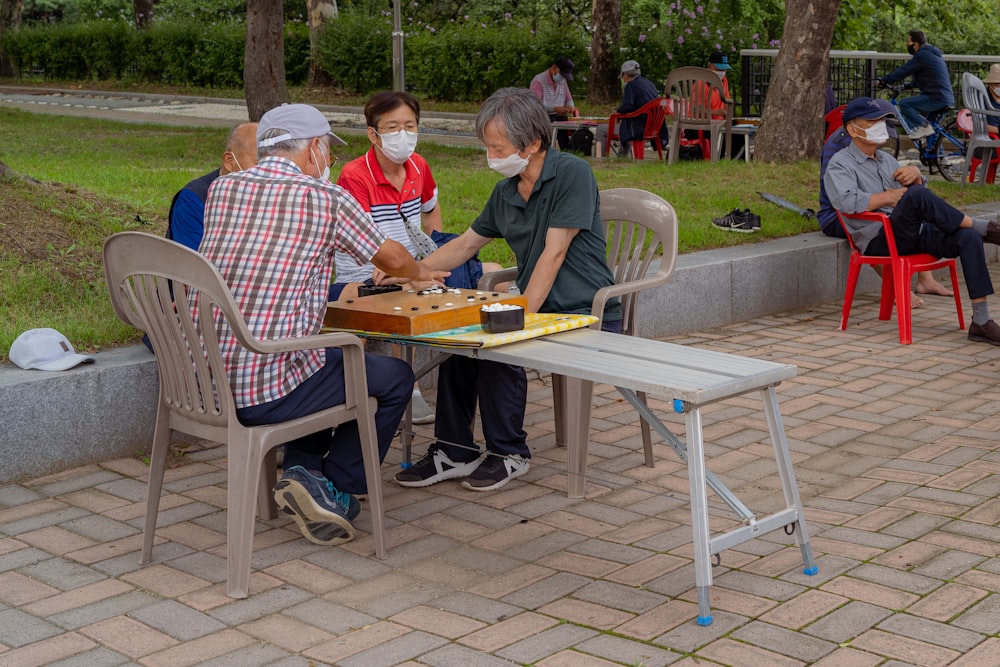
[567,128,594,156]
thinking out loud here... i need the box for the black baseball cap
[554,57,574,81]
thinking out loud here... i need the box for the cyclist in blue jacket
[880,30,954,141]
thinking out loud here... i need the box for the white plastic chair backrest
[962,73,996,140]
[666,66,727,124]
[598,188,679,335]
[103,232,258,431]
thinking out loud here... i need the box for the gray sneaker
[410,390,435,425]
[274,466,359,545]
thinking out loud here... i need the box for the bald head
[221,122,258,175]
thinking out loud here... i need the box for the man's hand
[893,165,922,186]
[554,106,574,116]
[867,186,907,211]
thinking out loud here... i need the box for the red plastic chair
[824,104,846,141]
[956,109,999,184]
[836,210,964,344]
[605,97,669,159]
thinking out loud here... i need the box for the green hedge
[2,19,310,87]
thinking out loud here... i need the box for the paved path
[3,263,1000,666]
[0,86,480,144]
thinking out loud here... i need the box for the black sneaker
[273,466,359,546]
[741,208,762,231]
[712,209,759,233]
[394,445,482,487]
[461,454,529,492]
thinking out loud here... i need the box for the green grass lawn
[1,106,998,358]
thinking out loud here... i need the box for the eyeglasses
[377,122,419,134]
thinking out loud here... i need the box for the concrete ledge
[0,231,960,484]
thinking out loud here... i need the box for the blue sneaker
[274,466,360,545]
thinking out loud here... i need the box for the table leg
[761,386,818,576]
[561,374,594,498]
[684,406,715,626]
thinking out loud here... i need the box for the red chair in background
[824,104,846,141]
[836,210,964,345]
[605,97,669,159]
[956,108,999,184]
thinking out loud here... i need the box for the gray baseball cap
[256,104,346,148]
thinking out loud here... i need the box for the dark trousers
[865,185,994,300]
[237,348,414,494]
[433,318,624,463]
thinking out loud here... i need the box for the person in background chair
[825,97,1000,345]
[167,122,258,250]
[817,97,952,301]
[530,56,576,149]
[596,59,665,157]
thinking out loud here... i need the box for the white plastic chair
[103,232,386,598]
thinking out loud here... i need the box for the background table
[551,118,608,157]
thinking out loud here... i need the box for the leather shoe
[984,222,1000,246]
[968,319,1000,346]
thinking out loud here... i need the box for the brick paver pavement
[4,266,1000,666]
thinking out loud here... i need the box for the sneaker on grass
[461,454,529,491]
[712,208,760,233]
[273,466,359,546]
[394,445,482,487]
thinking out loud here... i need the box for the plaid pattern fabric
[198,156,386,408]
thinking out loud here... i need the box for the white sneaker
[908,124,934,140]
[410,390,435,425]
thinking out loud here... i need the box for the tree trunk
[587,0,621,105]
[133,0,153,29]
[0,0,24,77]
[244,0,288,122]
[307,0,337,87]
[753,0,842,163]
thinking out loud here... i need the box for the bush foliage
[3,18,310,88]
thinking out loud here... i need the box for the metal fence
[738,49,1000,117]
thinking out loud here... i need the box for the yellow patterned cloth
[323,313,598,348]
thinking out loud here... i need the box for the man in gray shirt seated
[825,96,1000,345]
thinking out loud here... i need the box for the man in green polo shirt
[392,87,622,491]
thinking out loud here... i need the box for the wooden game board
[325,288,529,335]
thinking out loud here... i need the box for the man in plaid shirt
[200,104,449,546]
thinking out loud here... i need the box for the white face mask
[310,143,330,181]
[992,86,1000,97]
[861,120,890,145]
[377,130,419,164]
[553,73,565,83]
[487,149,530,178]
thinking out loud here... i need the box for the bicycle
[875,81,967,182]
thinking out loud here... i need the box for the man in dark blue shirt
[597,60,663,156]
[167,122,258,250]
[881,30,954,140]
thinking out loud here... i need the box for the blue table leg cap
[696,614,713,626]
[803,566,818,576]
[399,462,413,470]
[673,399,684,413]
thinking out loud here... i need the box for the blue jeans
[433,318,624,463]
[866,185,994,300]
[237,348,414,495]
[898,95,947,130]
